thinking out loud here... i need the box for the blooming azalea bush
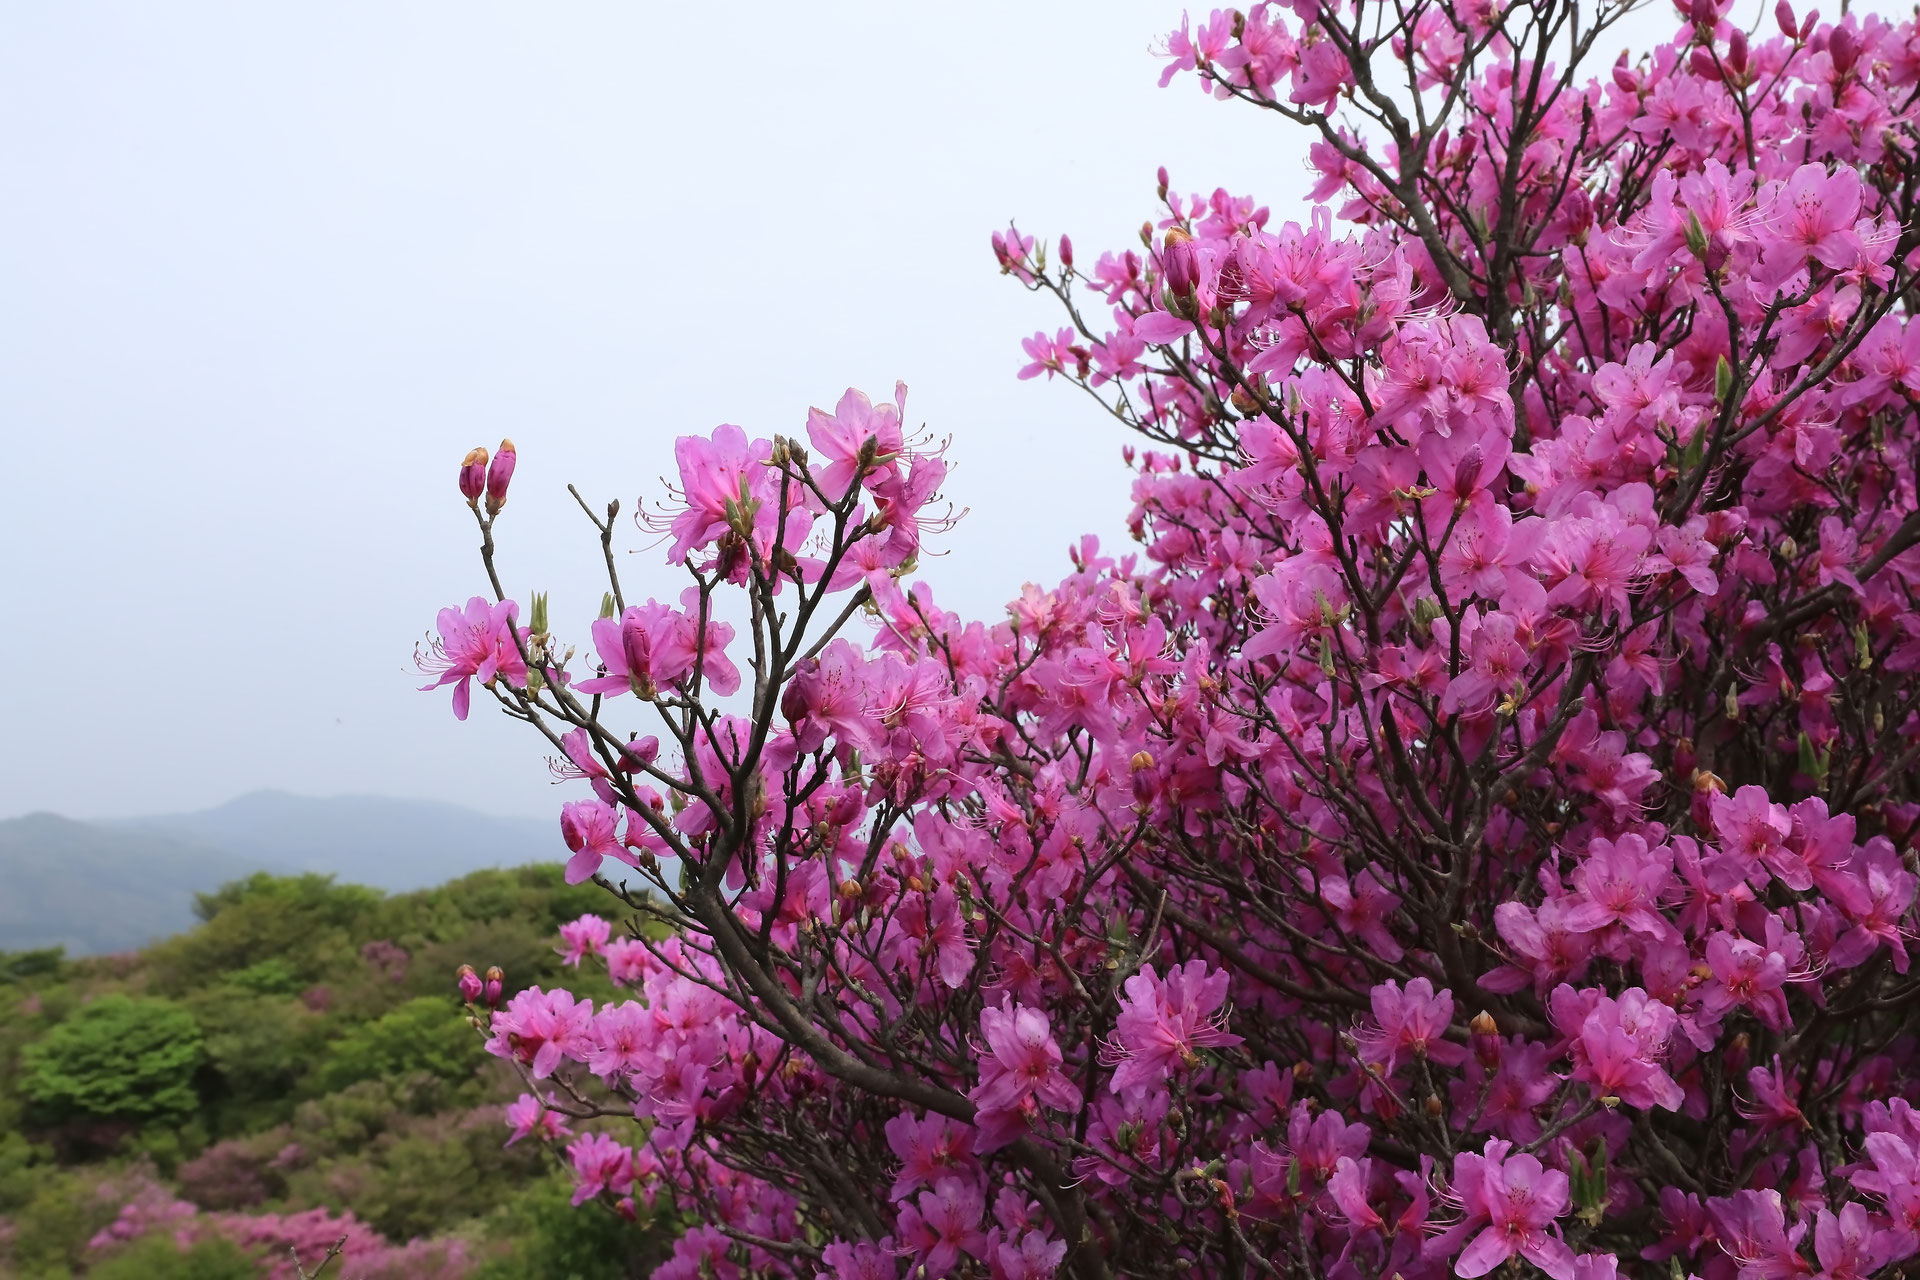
[426,0,1920,1276]
[87,1181,473,1279]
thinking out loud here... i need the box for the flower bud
[1612,63,1639,94]
[1163,229,1198,297]
[1776,0,1796,37]
[485,439,516,515]
[1688,0,1717,25]
[1562,187,1594,242]
[991,231,1009,266]
[1689,45,1721,79]
[459,447,489,505]
[1470,1010,1501,1067]
[456,964,482,1003]
[483,966,505,1006]
[782,679,811,724]
[1452,446,1484,503]
[1800,9,1819,39]
[1726,28,1749,74]
[1059,234,1074,270]
[1157,165,1170,200]
[1827,24,1857,73]
[1684,212,1710,260]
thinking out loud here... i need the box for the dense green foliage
[21,996,204,1123]
[0,863,665,1278]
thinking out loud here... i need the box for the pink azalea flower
[1357,977,1468,1075]
[970,1000,1080,1150]
[504,1093,571,1146]
[1107,960,1242,1094]
[560,799,630,885]
[557,913,611,966]
[805,383,908,502]
[416,596,526,720]
[565,1132,634,1205]
[1453,1147,1576,1280]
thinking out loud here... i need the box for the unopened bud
[1688,0,1717,25]
[1470,1011,1501,1067]
[459,447,489,504]
[1157,165,1170,199]
[1452,446,1484,501]
[1828,25,1858,74]
[483,966,504,1006]
[1131,750,1155,771]
[1777,535,1799,561]
[528,591,549,637]
[1612,63,1640,94]
[1424,1094,1444,1119]
[1776,0,1797,37]
[1726,29,1749,74]
[485,439,516,515]
[456,964,482,1003]
[599,592,617,620]
[1563,187,1594,242]
[1163,228,1198,297]
[622,736,659,771]
[1684,212,1710,259]
[782,680,810,723]
[1689,46,1721,79]
[1059,234,1074,269]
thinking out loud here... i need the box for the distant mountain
[2,793,564,955]
[0,813,252,955]
[109,791,556,894]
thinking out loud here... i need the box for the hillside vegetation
[0,864,669,1278]
[0,793,562,955]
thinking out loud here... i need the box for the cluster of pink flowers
[89,1183,470,1279]
[425,0,1920,1276]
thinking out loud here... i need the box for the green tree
[476,1170,665,1280]
[20,996,203,1122]
[316,996,484,1093]
[87,1234,258,1280]
[148,873,381,995]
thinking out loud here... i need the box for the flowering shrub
[87,1179,473,1279]
[428,1,1920,1277]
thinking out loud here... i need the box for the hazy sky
[0,0,1790,822]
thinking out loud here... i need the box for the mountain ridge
[1,792,564,955]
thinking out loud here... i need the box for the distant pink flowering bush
[428,1,1920,1277]
[90,1189,470,1279]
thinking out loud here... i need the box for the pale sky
[0,0,1783,821]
